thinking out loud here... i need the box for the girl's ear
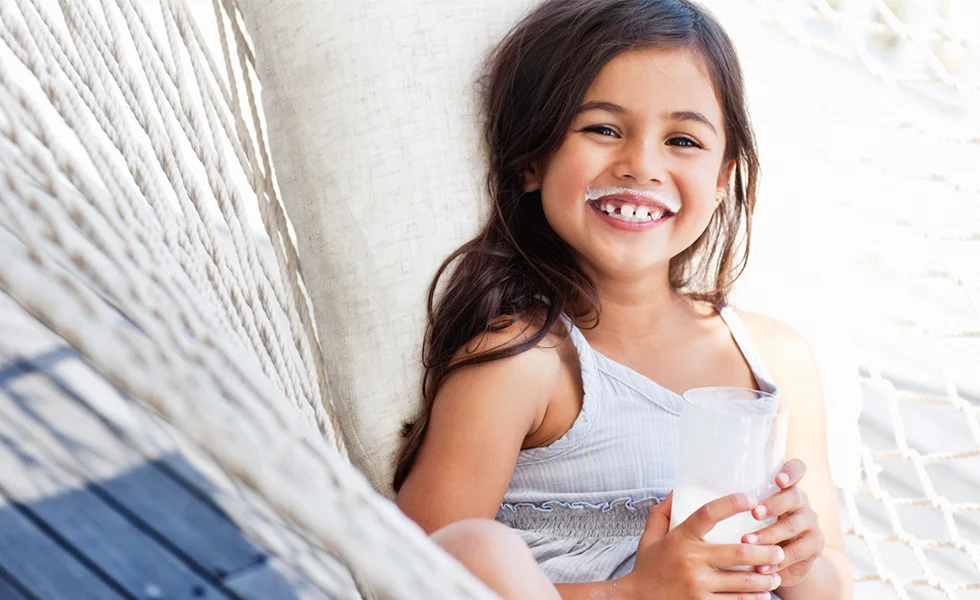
[523,162,542,192]
[715,160,736,204]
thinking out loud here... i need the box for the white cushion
[240,0,537,496]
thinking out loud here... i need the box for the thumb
[640,492,673,548]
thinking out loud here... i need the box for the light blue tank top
[495,305,781,589]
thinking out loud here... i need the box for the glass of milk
[668,387,789,553]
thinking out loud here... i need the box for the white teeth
[594,201,670,223]
[585,186,683,213]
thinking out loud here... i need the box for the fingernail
[763,593,771,600]
[745,533,759,544]
[777,472,790,486]
[776,548,785,562]
[754,505,769,519]
[759,564,769,573]
[772,574,782,589]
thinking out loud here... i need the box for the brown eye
[583,125,619,138]
[667,137,701,148]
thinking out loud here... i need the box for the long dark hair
[394,0,759,491]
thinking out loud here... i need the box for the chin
[590,253,667,279]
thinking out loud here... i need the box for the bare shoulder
[734,309,826,414]
[444,313,572,438]
[735,310,819,374]
[396,315,573,530]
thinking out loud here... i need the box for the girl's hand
[743,459,826,588]
[622,492,785,599]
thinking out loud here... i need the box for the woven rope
[0,0,495,596]
[753,1,980,597]
[757,0,980,96]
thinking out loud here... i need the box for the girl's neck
[573,265,698,345]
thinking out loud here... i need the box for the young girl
[395,0,853,598]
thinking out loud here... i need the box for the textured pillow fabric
[240,1,537,496]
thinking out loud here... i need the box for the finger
[708,543,785,569]
[710,570,781,595]
[744,508,818,546]
[775,459,807,489]
[682,493,758,539]
[644,491,673,520]
[751,487,807,522]
[775,530,825,570]
[640,492,673,544]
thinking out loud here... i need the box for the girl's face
[525,46,733,281]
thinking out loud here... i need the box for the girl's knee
[432,519,558,600]
[432,518,524,559]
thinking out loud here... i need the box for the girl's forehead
[582,46,723,124]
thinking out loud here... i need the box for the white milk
[669,484,776,571]
[669,388,787,569]
[669,484,770,544]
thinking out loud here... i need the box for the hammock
[0,0,976,598]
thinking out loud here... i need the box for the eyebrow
[666,110,718,135]
[576,101,719,136]
[577,101,625,115]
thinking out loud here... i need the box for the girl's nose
[612,139,666,184]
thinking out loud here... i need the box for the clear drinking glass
[668,387,789,548]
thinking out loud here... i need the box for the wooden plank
[133,413,362,599]
[0,495,125,600]
[0,376,234,600]
[0,294,356,597]
[0,355,347,592]
[95,459,267,578]
[224,557,334,600]
[0,578,30,600]
[145,424,361,600]
[0,564,35,600]
[0,352,266,578]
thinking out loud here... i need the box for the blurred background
[703,1,980,597]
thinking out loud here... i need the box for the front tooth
[603,202,615,214]
[620,204,636,217]
[634,207,649,220]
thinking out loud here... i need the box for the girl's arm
[395,322,561,534]
[743,312,855,600]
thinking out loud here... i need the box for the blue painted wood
[224,558,335,600]
[98,457,266,578]
[0,355,265,579]
[0,304,347,600]
[0,565,34,600]
[0,385,234,600]
[0,498,125,600]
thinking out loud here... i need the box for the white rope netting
[751,1,980,598]
[0,0,496,597]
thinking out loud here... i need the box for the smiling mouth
[589,200,673,223]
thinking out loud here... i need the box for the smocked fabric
[496,305,783,593]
